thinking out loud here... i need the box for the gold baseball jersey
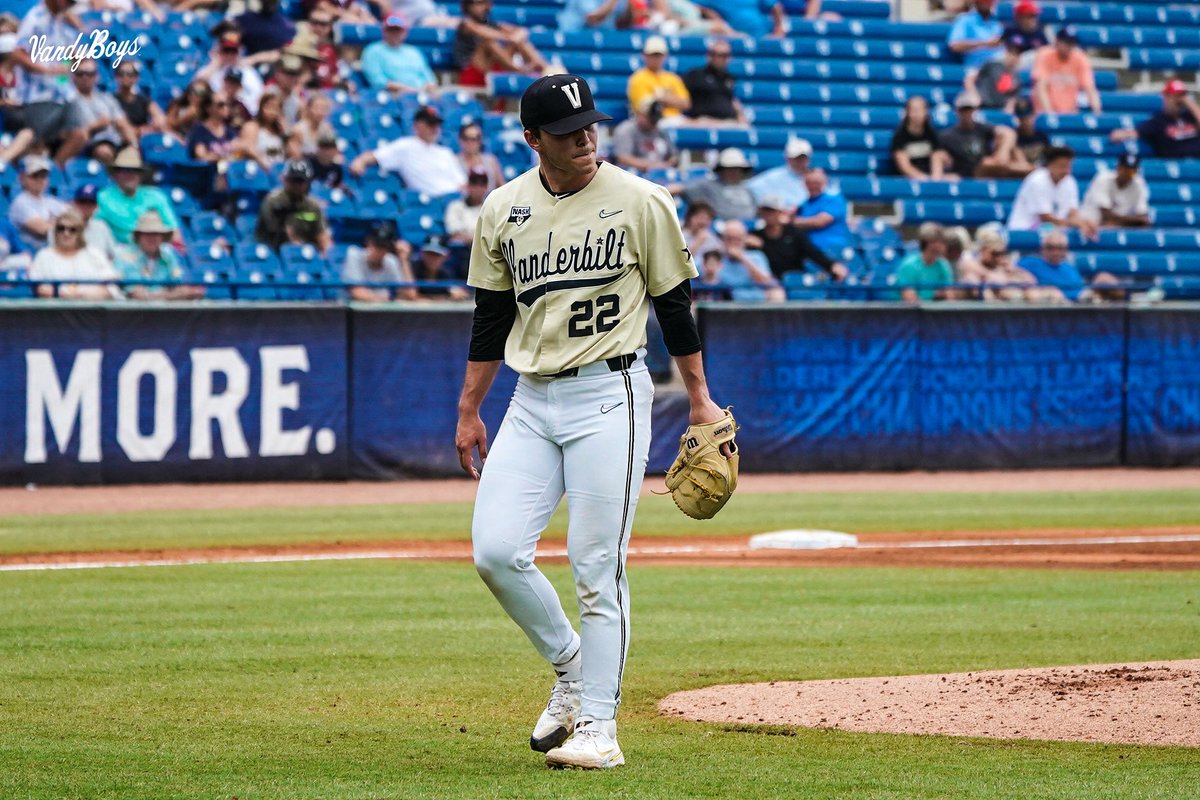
[468,162,697,376]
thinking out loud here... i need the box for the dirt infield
[661,660,1200,747]
[2,468,1198,517]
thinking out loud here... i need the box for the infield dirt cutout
[661,660,1200,747]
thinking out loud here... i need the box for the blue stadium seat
[236,242,282,272]
[235,214,259,242]
[901,200,1007,226]
[190,211,234,240]
[232,266,279,300]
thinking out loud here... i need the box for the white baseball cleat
[530,679,582,753]
[545,716,624,769]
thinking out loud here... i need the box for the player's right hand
[455,414,489,480]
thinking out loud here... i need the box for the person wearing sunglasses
[186,91,240,163]
[680,40,747,126]
[67,58,138,166]
[456,121,504,190]
[113,61,167,137]
[28,207,123,300]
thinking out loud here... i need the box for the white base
[747,530,859,550]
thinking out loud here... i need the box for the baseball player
[455,74,730,769]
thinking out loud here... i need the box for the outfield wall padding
[0,302,1197,483]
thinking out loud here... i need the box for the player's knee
[473,539,529,583]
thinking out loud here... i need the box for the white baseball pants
[472,356,653,721]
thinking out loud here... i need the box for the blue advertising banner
[1126,306,1200,466]
[918,308,1125,469]
[350,307,520,479]
[0,304,349,485]
[701,305,922,470]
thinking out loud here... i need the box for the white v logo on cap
[560,82,583,110]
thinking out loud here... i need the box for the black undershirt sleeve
[468,287,517,362]
[651,279,702,357]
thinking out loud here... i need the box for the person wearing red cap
[1032,26,1100,114]
[1110,80,1200,159]
[1003,0,1048,55]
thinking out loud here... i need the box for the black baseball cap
[366,220,397,245]
[284,159,313,181]
[414,105,443,125]
[1056,25,1078,43]
[520,74,611,135]
[1118,152,1141,170]
[1013,96,1035,117]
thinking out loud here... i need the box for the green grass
[2,488,1199,554]
[1,561,1198,799]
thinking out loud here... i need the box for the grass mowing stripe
[0,562,1197,799]
[1,489,1199,555]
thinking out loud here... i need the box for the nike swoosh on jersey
[598,209,622,219]
[600,402,624,414]
[516,272,623,307]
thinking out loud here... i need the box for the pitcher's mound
[660,659,1200,747]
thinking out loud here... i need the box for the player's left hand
[456,414,489,480]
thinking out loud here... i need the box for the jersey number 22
[569,294,620,337]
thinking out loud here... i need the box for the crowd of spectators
[1,0,1196,307]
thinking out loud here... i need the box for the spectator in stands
[746,137,812,209]
[197,31,266,115]
[342,220,419,302]
[939,90,1031,178]
[67,59,137,167]
[454,0,551,87]
[695,0,787,38]
[942,225,972,275]
[414,236,470,300]
[1007,145,1097,238]
[1002,0,1048,57]
[1012,96,1049,165]
[166,81,213,139]
[302,0,376,23]
[967,35,1022,111]
[288,92,336,158]
[959,224,1060,302]
[896,222,955,302]
[627,36,691,128]
[890,96,955,181]
[113,62,166,138]
[0,32,38,167]
[96,149,183,246]
[674,147,757,222]
[1032,26,1100,114]
[237,88,289,169]
[235,0,297,57]
[351,105,467,196]
[751,194,847,281]
[186,92,241,167]
[609,98,678,172]
[653,0,738,36]
[72,183,117,263]
[682,201,721,263]
[1018,228,1118,302]
[307,130,345,189]
[296,13,347,90]
[218,69,254,128]
[29,208,122,300]
[456,121,506,190]
[695,249,728,300]
[706,219,784,302]
[557,0,624,31]
[256,159,333,252]
[793,168,850,261]
[362,12,438,94]
[947,0,1005,72]
[1109,80,1200,159]
[269,56,310,125]
[10,0,89,168]
[1081,153,1151,229]
[114,210,203,301]
[446,167,491,245]
[8,155,68,251]
[392,0,459,27]
[681,39,747,127]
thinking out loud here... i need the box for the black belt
[545,352,638,379]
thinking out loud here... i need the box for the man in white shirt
[1007,144,1097,237]
[1081,153,1151,228]
[745,137,812,212]
[348,105,467,197]
[8,155,69,250]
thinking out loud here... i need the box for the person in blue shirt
[1017,228,1119,303]
[361,13,437,94]
[699,219,784,302]
[793,168,850,260]
[695,0,786,38]
[948,0,1005,71]
[745,137,812,212]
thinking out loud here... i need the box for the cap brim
[539,108,612,135]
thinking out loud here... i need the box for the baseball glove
[663,409,740,520]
